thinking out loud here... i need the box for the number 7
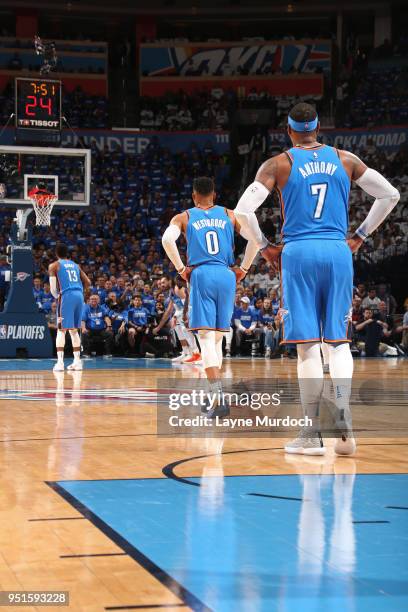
[310,183,328,219]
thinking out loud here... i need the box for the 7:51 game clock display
[15,77,61,131]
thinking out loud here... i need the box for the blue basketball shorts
[280,239,353,344]
[58,289,84,330]
[188,264,236,331]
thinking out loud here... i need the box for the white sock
[321,341,330,366]
[69,330,81,363]
[327,342,353,430]
[57,351,64,364]
[225,327,233,350]
[297,342,324,433]
[215,331,224,369]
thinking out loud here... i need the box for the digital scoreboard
[15,77,62,143]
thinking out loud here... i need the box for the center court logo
[15,272,30,282]
[0,325,45,340]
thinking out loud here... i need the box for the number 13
[310,183,328,219]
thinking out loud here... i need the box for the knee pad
[198,330,219,369]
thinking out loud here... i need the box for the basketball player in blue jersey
[162,176,259,417]
[235,103,400,455]
[49,243,91,372]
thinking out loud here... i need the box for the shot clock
[15,77,62,144]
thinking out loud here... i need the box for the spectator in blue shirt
[90,276,107,304]
[33,277,44,309]
[40,282,54,313]
[119,280,134,308]
[259,298,280,357]
[234,296,262,356]
[105,290,127,354]
[141,283,156,314]
[269,289,280,316]
[126,295,149,356]
[81,294,113,356]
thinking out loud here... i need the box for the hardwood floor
[0,357,406,611]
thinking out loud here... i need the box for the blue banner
[0,126,406,154]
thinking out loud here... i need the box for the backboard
[0,145,91,208]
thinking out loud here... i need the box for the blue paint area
[56,474,408,612]
[0,357,173,371]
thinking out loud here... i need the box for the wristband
[177,265,186,275]
[240,265,249,273]
[355,228,368,241]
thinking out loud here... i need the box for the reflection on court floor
[53,472,408,612]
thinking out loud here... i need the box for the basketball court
[0,356,407,611]
[0,23,406,612]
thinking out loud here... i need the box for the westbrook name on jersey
[186,205,234,267]
[186,205,236,331]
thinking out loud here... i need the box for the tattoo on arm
[255,157,278,191]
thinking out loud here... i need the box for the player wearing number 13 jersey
[49,243,90,372]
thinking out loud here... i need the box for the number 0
[205,230,219,255]
[310,183,328,219]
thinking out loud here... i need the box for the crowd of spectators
[335,66,408,128]
[29,271,408,360]
[137,90,325,131]
[0,120,406,359]
[0,137,405,359]
[140,66,408,131]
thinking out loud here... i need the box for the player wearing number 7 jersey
[161,176,259,417]
[235,102,400,456]
[49,242,91,372]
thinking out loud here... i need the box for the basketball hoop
[28,189,57,226]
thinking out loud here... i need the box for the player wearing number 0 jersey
[235,102,400,455]
[49,243,91,372]
[186,204,235,331]
[161,177,258,418]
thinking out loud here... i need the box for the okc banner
[0,126,406,154]
[140,40,331,76]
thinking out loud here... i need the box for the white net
[28,192,58,226]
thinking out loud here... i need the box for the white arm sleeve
[161,223,184,272]
[235,180,270,213]
[235,212,270,250]
[240,239,259,271]
[50,276,59,299]
[354,168,400,239]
